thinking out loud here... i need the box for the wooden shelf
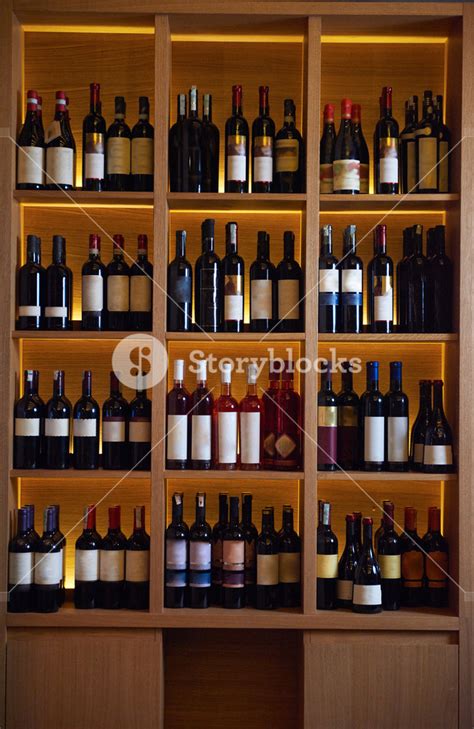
[164,469,302,480]
[318,471,457,482]
[319,333,458,342]
[12,330,152,340]
[319,193,460,212]
[10,469,151,480]
[167,192,306,211]
[166,331,305,341]
[13,190,153,206]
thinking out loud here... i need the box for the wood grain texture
[168,192,306,210]
[320,193,459,211]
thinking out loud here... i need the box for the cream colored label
[279,552,300,583]
[424,444,453,466]
[82,275,103,312]
[337,579,353,600]
[364,416,384,462]
[438,141,449,192]
[47,147,74,186]
[226,135,247,182]
[107,276,129,312]
[9,552,34,585]
[102,420,126,443]
[131,137,153,175]
[130,276,151,312]
[275,138,298,172]
[75,549,99,582]
[107,137,130,175]
[278,279,299,320]
[18,146,44,185]
[378,554,401,579]
[317,553,338,579]
[223,541,245,571]
[45,418,69,437]
[319,268,338,293]
[418,137,437,190]
[100,550,125,582]
[167,414,188,461]
[378,137,398,185]
[129,420,151,443]
[341,269,362,294]
[251,279,272,319]
[126,550,150,582]
[353,583,382,606]
[191,415,211,460]
[240,412,261,464]
[257,553,279,585]
[74,419,97,438]
[15,418,40,437]
[217,411,238,464]
[387,416,408,462]
[318,406,338,428]
[333,158,360,191]
[34,551,62,585]
[224,274,243,321]
[373,276,393,322]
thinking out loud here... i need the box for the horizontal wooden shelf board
[10,469,151,480]
[167,192,306,211]
[12,330,153,340]
[318,471,457,482]
[319,193,459,211]
[13,190,154,206]
[166,332,305,341]
[318,333,458,342]
[164,470,302,480]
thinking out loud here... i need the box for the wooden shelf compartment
[167,192,306,211]
[14,190,154,206]
[319,193,460,211]
[13,330,153,340]
[166,332,305,341]
[11,469,151,480]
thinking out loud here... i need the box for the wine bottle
[351,103,369,193]
[189,492,212,609]
[374,86,399,194]
[415,90,437,193]
[131,96,154,192]
[249,231,276,333]
[37,96,44,137]
[241,493,258,607]
[17,234,45,331]
[400,95,418,194]
[429,226,452,333]
[374,507,386,555]
[213,363,239,470]
[201,93,219,192]
[222,496,245,609]
[337,513,358,608]
[410,379,432,470]
[252,85,275,193]
[319,103,336,194]
[352,517,382,613]
[256,507,279,610]
[368,224,393,333]
[278,505,300,608]
[125,505,150,610]
[13,369,43,469]
[8,507,35,612]
[44,370,71,470]
[318,224,339,334]
[194,218,222,333]
[102,372,129,470]
[423,380,454,473]
[17,89,44,190]
[223,221,244,333]
[190,360,214,470]
[74,504,101,609]
[165,492,189,609]
[34,507,61,613]
[353,511,363,558]
[422,506,449,608]
[339,225,363,334]
[317,501,338,610]
[99,505,126,609]
[276,230,303,332]
[274,99,305,193]
[106,96,131,191]
[211,492,228,605]
[434,95,450,193]
[82,83,106,191]
[317,362,338,472]
[169,93,187,192]
[106,234,130,330]
[396,227,414,332]
[275,361,302,470]
[44,504,63,608]
[263,363,279,469]
[81,233,107,330]
[166,359,191,470]
[408,224,429,332]
[129,234,153,331]
[183,86,202,192]
[360,361,384,471]
[240,363,263,470]
[377,501,401,611]
[400,506,424,607]
[225,85,249,193]
[336,361,360,470]
[24,504,40,546]
[167,230,193,332]
[46,90,75,191]
[333,98,359,194]
[45,235,72,330]
[73,370,99,470]
[384,361,409,471]
[129,375,151,471]
[64,97,75,182]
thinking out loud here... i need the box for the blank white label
[319,268,339,293]
[73,419,97,438]
[166,539,187,570]
[254,156,273,183]
[103,421,126,443]
[189,541,211,570]
[34,551,62,585]
[18,305,41,317]
[337,578,353,601]
[46,147,74,186]
[15,418,40,437]
[341,269,362,294]
[191,415,211,461]
[227,155,246,183]
[278,280,299,320]
[379,158,398,185]
[45,306,67,318]
[374,291,393,322]
[364,416,384,462]
[240,412,261,464]
[414,442,424,464]
[100,550,125,582]
[218,411,238,464]
[424,444,453,466]
[45,418,69,437]
[18,146,44,185]
[82,275,103,312]
[353,583,382,606]
[9,552,34,585]
[131,137,153,175]
[85,153,105,180]
[225,295,243,321]
[387,416,408,462]
[126,550,150,582]
[129,420,151,443]
[75,549,99,582]
[167,414,188,461]
[251,279,272,319]
[333,158,360,191]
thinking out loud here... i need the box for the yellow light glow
[320,210,447,216]
[171,34,304,44]
[23,25,154,35]
[169,209,303,215]
[19,203,153,210]
[321,35,447,45]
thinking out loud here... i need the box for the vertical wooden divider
[302,16,321,615]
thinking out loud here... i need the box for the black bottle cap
[115,96,126,114]
[52,235,65,261]
[139,96,149,114]
[202,219,215,238]
[26,234,41,254]
[284,98,295,115]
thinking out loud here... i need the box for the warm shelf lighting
[169,209,302,215]
[321,35,447,44]
[171,34,305,43]
[19,203,153,210]
[22,25,154,35]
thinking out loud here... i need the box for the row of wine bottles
[166,492,300,610]
[317,501,448,611]
[168,221,303,333]
[17,86,154,192]
[8,504,150,613]
[319,223,452,334]
[167,359,301,471]
[320,87,450,194]
[319,361,454,473]
[169,85,305,193]
[13,370,151,471]
[17,233,153,332]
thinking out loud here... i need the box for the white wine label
[107,137,131,175]
[257,553,279,585]
[85,146,105,180]
[374,275,393,322]
[279,552,300,583]
[82,275,103,312]
[438,141,449,192]
[167,414,188,461]
[418,137,437,190]
[337,578,353,601]
[424,444,453,466]
[320,163,333,193]
[107,276,129,312]
[240,412,261,464]
[278,279,299,320]
[129,420,151,443]
[253,135,273,183]
[414,442,424,464]
[333,158,360,192]
[364,416,385,462]
[130,276,152,313]
[378,137,399,185]
[45,306,67,318]
[251,279,272,319]
[224,294,243,322]
[9,552,34,585]
[353,583,382,606]
[46,147,74,187]
[341,269,362,294]
[378,554,401,579]
[275,139,299,173]
[15,418,40,437]
[126,550,150,582]
[189,541,211,570]
[18,305,41,317]
[34,551,62,585]
[217,411,238,464]
[17,146,44,185]
[166,539,187,570]
[226,135,247,182]
[102,420,126,443]
[387,416,408,462]
[73,419,97,438]
[407,142,416,192]
[45,418,69,437]
[317,553,338,579]
[191,414,211,461]
[319,268,339,293]
[131,137,153,175]
[75,549,99,582]
[100,550,125,582]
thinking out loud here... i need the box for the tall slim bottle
[34,507,61,613]
[422,506,449,608]
[333,98,359,194]
[368,224,393,333]
[263,364,279,469]
[317,363,338,472]
[240,363,263,470]
[106,96,131,192]
[195,218,222,333]
[429,226,452,333]
[336,362,359,470]
[17,234,45,331]
[73,370,99,470]
[374,86,399,194]
[131,96,154,192]
[400,95,418,194]
[377,501,401,611]
[222,222,244,333]
[106,234,130,331]
[190,360,214,470]
[400,507,424,607]
[276,230,303,333]
[250,231,276,333]
[211,493,228,605]
[201,93,219,192]
[102,371,129,470]
[423,380,454,473]
[125,505,150,610]
[166,359,191,470]
[408,224,429,332]
[213,363,239,470]
[319,103,336,193]
[81,234,106,330]
[46,90,75,191]
[167,230,193,332]
[252,85,275,193]
[274,99,305,193]
[352,517,382,613]
[13,370,43,470]
[225,85,249,192]
[169,93,187,192]
[129,234,153,331]
[222,496,245,609]
[44,370,71,470]
[317,501,338,610]
[129,376,152,471]
[410,379,432,470]
[189,493,212,609]
[396,227,414,332]
[16,89,44,190]
[351,103,369,193]
[99,505,126,609]
[241,493,258,606]
[74,505,101,609]
[384,361,409,471]
[45,235,72,330]
[183,86,202,192]
[415,90,437,193]
[318,224,339,334]
[339,225,363,334]
[359,361,384,471]
[278,505,301,608]
[434,95,450,193]
[82,82,106,191]
[275,361,302,471]
[8,507,34,612]
[337,513,358,608]
[256,507,279,610]
[165,493,189,609]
